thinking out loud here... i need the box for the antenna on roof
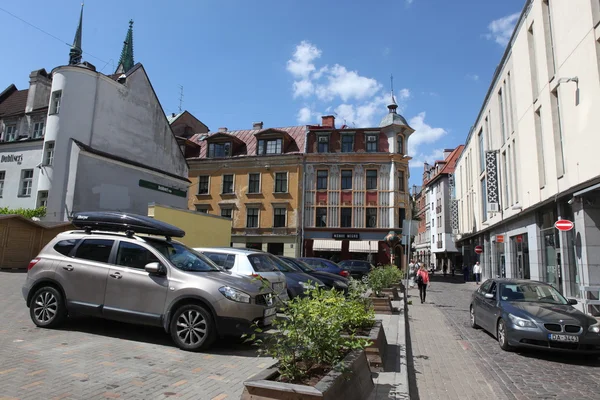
[178,84,184,113]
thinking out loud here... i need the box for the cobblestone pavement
[0,272,273,400]
[407,275,600,400]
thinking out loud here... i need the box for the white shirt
[473,263,482,274]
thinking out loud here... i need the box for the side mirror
[568,298,578,305]
[145,262,166,276]
[484,293,495,299]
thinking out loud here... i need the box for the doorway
[511,234,530,279]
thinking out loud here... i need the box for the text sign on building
[0,154,23,163]
[485,151,499,213]
[495,235,504,243]
[139,179,187,198]
[332,233,360,240]
[554,219,574,232]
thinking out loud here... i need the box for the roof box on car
[71,211,185,239]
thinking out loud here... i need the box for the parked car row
[22,212,363,353]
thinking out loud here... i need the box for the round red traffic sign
[555,219,574,232]
[474,245,483,254]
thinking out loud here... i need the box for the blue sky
[0,0,524,186]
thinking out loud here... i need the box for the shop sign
[139,179,187,198]
[1,154,23,163]
[496,235,504,243]
[332,233,360,240]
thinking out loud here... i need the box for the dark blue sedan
[298,257,350,278]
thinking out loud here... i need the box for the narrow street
[407,275,600,400]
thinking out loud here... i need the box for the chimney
[26,69,52,114]
[321,115,335,128]
[172,113,176,118]
[218,127,228,132]
[443,149,453,159]
[253,121,264,130]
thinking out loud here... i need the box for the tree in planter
[245,284,372,384]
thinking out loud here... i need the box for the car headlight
[219,286,251,303]
[508,313,536,328]
[589,322,600,333]
[299,281,316,290]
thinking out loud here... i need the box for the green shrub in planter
[245,285,372,384]
[366,265,405,296]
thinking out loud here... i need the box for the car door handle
[62,265,74,271]
[109,272,122,279]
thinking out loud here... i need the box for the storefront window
[494,241,505,278]
[511,233,530,279]
[562,205,580,297]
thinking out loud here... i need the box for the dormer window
[341,134,354,153]
[397,135,404,154]
[317,134,330,153]
[366,133,378,152]
[208,142,231,158]
[257,138,283,155]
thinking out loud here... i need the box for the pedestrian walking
[416,264,430,304]
[473,261,482,284]
[408,259,416,288]
[442,263,448,277]
[463,264,469,282]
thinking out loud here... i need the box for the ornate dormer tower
[115,20,135,74]
[68,3,84,65]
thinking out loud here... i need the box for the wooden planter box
[381,287,400,300]
[370,294,393,314]
[241,349,374,400]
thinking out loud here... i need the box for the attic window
[257,138,282,155]
[397,135,404,154]
[208,142,231,158]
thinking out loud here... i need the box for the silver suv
[22,230,277,351]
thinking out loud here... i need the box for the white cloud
[315,64,382,102]
[407,112,448,154]
[485,12,520,47]
[383,47,391,57]
[406,0,414,4]
[297,107,313,124]
[334,94,390,127]
[293,79,314,98]
[410,148,445,169]
[466,73,479,81]
[286,41,321,78]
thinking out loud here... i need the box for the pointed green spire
[116,20,134,73]
[69,3,84,65]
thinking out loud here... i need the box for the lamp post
[384,231,400,266]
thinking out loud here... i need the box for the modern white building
[0,11,189,221]
[454,0,600,309]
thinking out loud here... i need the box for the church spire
[388,73,398,114]
[116,20,135,74]
[68,3,84,65]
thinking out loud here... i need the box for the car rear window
[54,239,79,256]
[247,254,280,272]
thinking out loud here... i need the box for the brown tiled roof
[0,88,28,117]
[440,145,464,175]
[189,125,307,159]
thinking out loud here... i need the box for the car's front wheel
[30,286,67,328]
[497,318,513,351]
[170,304,216,351]
[469,305,479,329]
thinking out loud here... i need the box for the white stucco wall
[0,141,44,209]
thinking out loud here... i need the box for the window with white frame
[366,134,378,152]
[20,169,33,197]
[0,171,4,197]
[257,138,283,155]
[5,125,17,142]
[317,135,329,153]
[273,207,286,227]
[246,207,259,228]
[43,141,55,166]
[274,172,287,193]
[222,174,234,194]
[197,175,209,194]
[50,91,62,115]
[208,142,231,158]
[33,121,45,138]
[37,191,48,208]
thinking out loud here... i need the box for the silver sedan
[470,279,600,354]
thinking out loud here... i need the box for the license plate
[548,333,579,343]
[264,307,277,318]
[272,282,283,292]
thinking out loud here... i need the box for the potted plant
[380,266,404,300]
[241,284,374,400]
[365,266,394,314]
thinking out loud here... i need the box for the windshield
[146,239,221,272]
[500,282,568,305]
[284,258,315,272]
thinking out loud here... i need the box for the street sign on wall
[554,219,574,232]
[474,245,483,254]
[496,235,504,243]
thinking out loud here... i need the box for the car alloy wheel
[470,306,479,329]
[30,286,66,328]
[497,319,513,351]
[170,304,215,351]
